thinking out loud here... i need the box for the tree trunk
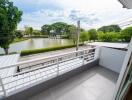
[4,48,9,55]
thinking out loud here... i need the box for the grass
[21,44,83,56]
[0,52,17,56]
[12,38,29,44]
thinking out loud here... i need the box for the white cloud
[14,0,132,30]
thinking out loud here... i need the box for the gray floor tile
[28,66,118,100]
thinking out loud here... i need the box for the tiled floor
[28,66,118,100]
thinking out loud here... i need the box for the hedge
[20,44,83,56]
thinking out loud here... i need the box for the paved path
[19,46,90,61]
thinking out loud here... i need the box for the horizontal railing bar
[19,54,85,71]
[85,56,94,59]
[85,58,94,61]
[5,72,58,91]
[3,68,57,85]
[5,61,84,90]
[2,64,57,80]
[0,47,97,70]
[2,54,94,81]
[59,62,83,71]
[59,60,83,66]
[3,58,85,84]
[18,52,94,72]
[4,61,84,89]
[2,55,86,79]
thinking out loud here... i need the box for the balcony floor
[28,66,118,100]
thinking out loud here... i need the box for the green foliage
[80,28,85,32]
[21,44,83,56]
[41,22,68,36]
[97,32,120,42]
[66,25,76,38]
[25,26,33,36]
[13,38,28,43]
[98,25,121,33]
[41,22,78,43]
[121,27,132,42]
[41,24,52,35]
[15,30,23,38]
[32,30,41,36]
[0,0,22,54]
[80,31,89,43]
[88,29,97,41]
[51,22,68,35]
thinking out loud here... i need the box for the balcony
[0,46,127,100]
[29,66,118,100]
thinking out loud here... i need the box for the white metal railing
[0,47,97,97]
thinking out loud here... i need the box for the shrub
[80,31,89,43]
[21,44,83,56]
[97,32,120,42]
[88,29,97,41]
[121,27,132,42]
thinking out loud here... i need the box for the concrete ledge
[3,59,99,100]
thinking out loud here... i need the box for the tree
[41,24,52,35]
[41,22,80,39]
[51,22,68,35]
[33,30,41,36]
[15,30,23,38]
[25,26,33,36]
[98,25,121,33]
[80,31,89,43]
[97,32,120,42]
[110,25,121,32]
[66,25,77,44]
[65,25,75,38]
[121,26,132,42]
[0,0,22,54]
[88,29,97,41]
[80,28,85,32]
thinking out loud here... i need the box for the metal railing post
[0,76,6,97]
[57,57,59,76]
[83,51,85,65]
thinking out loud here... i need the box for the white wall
[99,47,126,73]
[94,46,100,60]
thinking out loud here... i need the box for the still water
[0,38,73,54]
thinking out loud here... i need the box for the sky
[12,0,132,30]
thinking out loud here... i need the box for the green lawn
[12,38,29,44]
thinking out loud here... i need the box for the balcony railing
[0,47,97,97]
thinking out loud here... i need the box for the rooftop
[86,42,128,49]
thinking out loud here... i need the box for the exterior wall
[99,47,126,73]
[94,46,100,60]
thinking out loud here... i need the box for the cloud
[13,0,132,30]
[69,10,100,24]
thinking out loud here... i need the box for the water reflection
[0,38,73,54]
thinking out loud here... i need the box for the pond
[0,38,74,54]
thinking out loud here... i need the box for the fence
[0,47,97,97]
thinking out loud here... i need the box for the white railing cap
[0,47,98,70]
